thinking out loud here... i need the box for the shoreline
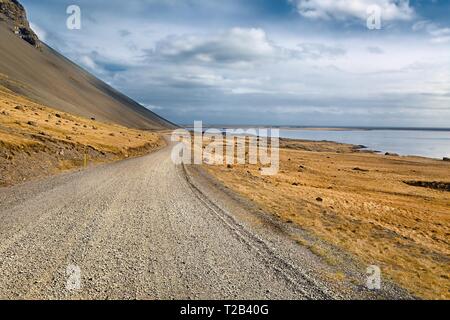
[279,137,449,161]
[184,125,450,132]
[204,137,450,299]
[185,126,450,160]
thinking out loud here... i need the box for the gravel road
[0,143,411,299]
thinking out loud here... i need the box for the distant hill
[0,0,176,130]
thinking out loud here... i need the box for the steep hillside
[0,84,165,186]
[0,0,175,130]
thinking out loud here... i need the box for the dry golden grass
[205,138,450,299]
[0,85,165,185]
[0,85,162,154]
[0,130,41,148]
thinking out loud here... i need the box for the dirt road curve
[0,143,409,299]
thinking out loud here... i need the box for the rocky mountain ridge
[0,0,40,48]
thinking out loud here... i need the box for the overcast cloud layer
[21,0,450,126]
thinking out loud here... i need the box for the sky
[20,0,450,127]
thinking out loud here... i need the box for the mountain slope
[0,1,175,130]
[0,85,165,186]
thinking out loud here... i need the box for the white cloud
[154,28,276,65]
[79,55,99,72]
[290,0,414,21]
[295,43,346,59]
[413,20,450,44]
[152,28,346,67]
[25,0,448,126]
[367,46,384,54]
[29,22,47,41]
[144,104,165,111]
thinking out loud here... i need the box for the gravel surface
[0,143,412,299]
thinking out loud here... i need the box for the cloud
[119,29,132,38]
[367,46,384,54]
[295,43,346,59]
[78,52,129,75]
[20,0,449,126]
[413,20,450,44]
[151,28,276,65]
[290,0,414,22]
[79,55,98,71]
[144,104,165,111]
[29,22,47,41]
[150,28,346,67]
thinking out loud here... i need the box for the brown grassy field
[0,85,164,186]
[204,137,450,299]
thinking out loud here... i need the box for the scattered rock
[17,26,40,48]
[353,167,369,172]
[385,152,399,156]
[91,117,96,121]
[109,133,115,137]
[15,105,24,111]
[227,164,233,169]
[292,182,299,186]
[55,113,61,118]
[443,157,450,162]
[316,197,323,202]
[404,181,450,192]
[26,121,37,126]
